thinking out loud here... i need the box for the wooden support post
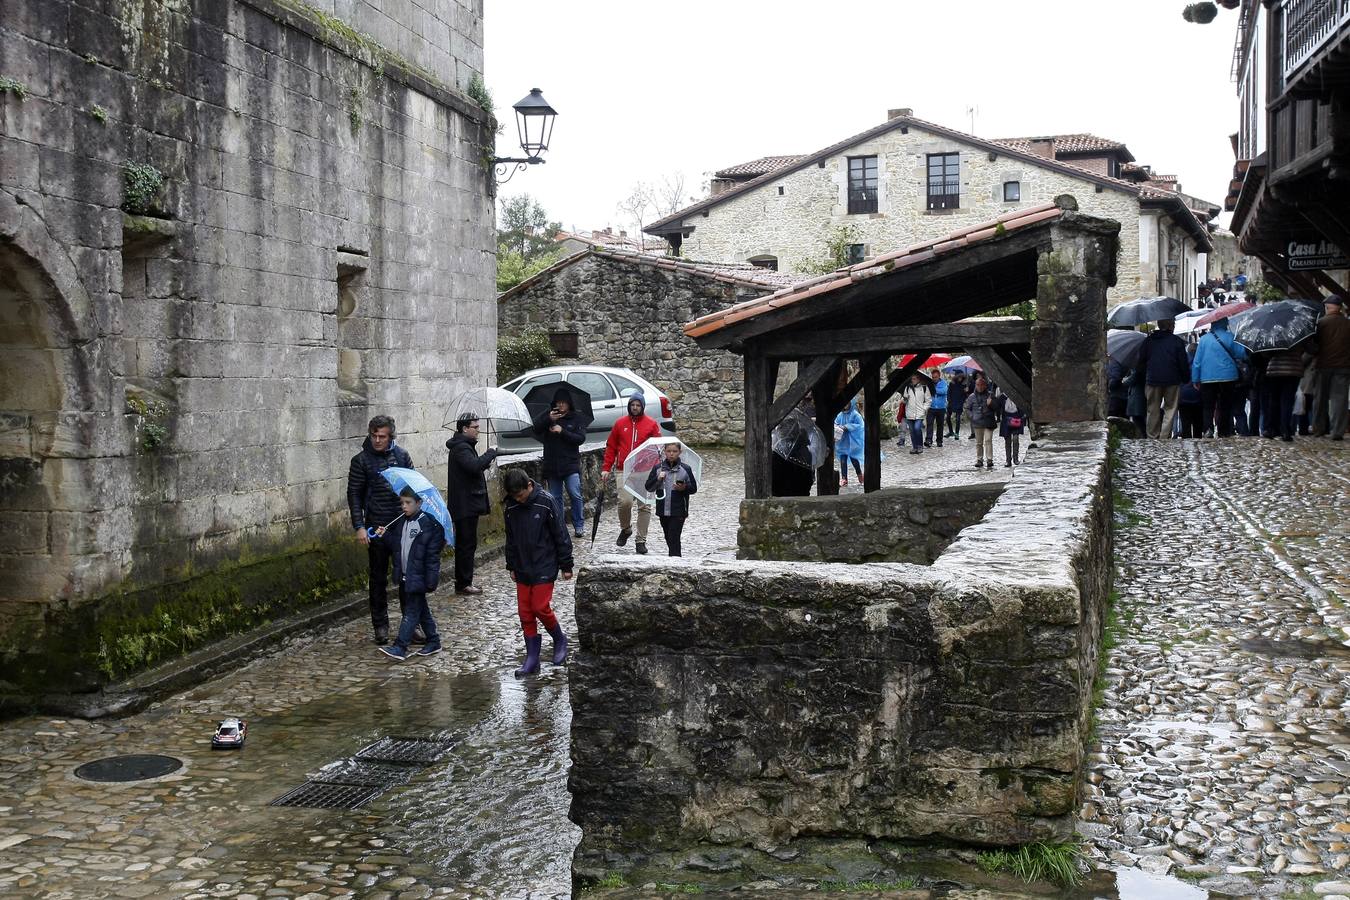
[743,352,773,499]
[970,346,1032,414]
[767,355,837,428]
[863,366,881,493]
[813,359,845,495]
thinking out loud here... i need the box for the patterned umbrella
[1230,299,1320,353]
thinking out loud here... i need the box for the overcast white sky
[484,0,1240,236]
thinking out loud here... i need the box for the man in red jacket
[602,395,663,554]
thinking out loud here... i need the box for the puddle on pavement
[193,667,576,896]
[1237,637,1350,660]
[1079,866,1210,899]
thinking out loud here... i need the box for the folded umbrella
[1106,329,1147,369]
[376,467,454,544]
[444,386,532,432]
[589,490,605,547]
[1106,296,1192,327]
[1230,299,1321,353]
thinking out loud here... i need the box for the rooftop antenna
[966,104,979,134]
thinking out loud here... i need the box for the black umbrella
[1107,296,1192,327]
[1230,299,1321,353]
[521,382,595,432]
[589,490,605,547]
[1106,329,1147,369]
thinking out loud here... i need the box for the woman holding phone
[644,442,698,557]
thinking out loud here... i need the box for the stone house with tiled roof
[646,110,1215,306]
[497,248,807,444]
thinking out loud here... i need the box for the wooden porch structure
[685,196,1119,499]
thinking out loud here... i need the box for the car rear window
[220,727,236,735]
[514,372,562,396]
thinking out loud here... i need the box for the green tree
[498,194,561,260]
[795,225,861,275]
[496,249,562,293]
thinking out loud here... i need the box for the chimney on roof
[1028,139,1055,159]
[619,230,627,238]
[888,107,913,120]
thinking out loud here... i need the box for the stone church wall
[0,0,493,695]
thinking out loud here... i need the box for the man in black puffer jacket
[445,413,499,595]
[347,415,414,644]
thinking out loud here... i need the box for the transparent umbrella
[772,408,827,469]
[443,386,531,433]
[621,437,703,506]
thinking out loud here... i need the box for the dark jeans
[907,418,924,450]
[947,408,963,437]
[1246,384,1262,436]
[367,540,406,628]
[1200,381,1237,436]
[925,408,944,446]
[1262,376,1300,439]
[658,515,685,557]
[393,587,439,651]
[840,454,862,479]
[452,515,479,590]
[1178,403,1203,438]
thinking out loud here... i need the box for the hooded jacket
[378,510,445,593]
[602,395,662,473]
[930,378,948,411]
[1192,320,1248,384]
[504,483,574,585]
[964,385,998,428]
[445,431,499,521]
[532,387,586,478]
[347,436,413,531]
[645,457,698,519]
[834,400,865,459]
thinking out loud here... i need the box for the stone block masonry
[0,0,493,697]
[738,482,1002,564]
[569,423,1111,888]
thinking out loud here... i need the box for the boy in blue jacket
[502,468,573,677]
[374,488,446,661]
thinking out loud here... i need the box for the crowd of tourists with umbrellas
[1107,292,1349,441]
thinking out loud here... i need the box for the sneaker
[840,476,848,486]
[952,435,960,441]
[374,625,389,645]
[974,461,984,468]
[616,528,632,547]
[1004,461,1013,468]
[415,644,442,657]
[574,529,585,538]
[986,461,994,469]
[455,585,483,596]
[635,541,647,555]
[380,645,410,661]
[923,442,932,448]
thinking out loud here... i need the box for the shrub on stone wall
[497,331,555,383]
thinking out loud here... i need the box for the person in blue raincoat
[1191,317,1249,437]
[834,399,865,486]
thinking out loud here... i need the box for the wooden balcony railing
[1283,0,1350,81]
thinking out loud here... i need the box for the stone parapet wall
[569,423,1111,888]
[737,483,1001,564]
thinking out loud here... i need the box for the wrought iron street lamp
[494,88,557,185]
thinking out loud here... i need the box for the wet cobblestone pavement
[1083,435,1350,897]
[12,431,1349,898]
[0,441,1008,899]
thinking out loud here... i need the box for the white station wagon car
[495,366,677,454]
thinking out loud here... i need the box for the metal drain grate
[311,759,416,788]
[355,736,455,766]
[271,780,385,809]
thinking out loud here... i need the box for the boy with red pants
[502,468,573,677]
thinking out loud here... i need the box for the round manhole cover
[74,754,182,782]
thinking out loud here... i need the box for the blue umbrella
[376,467,454,543]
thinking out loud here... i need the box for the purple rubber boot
[546,625,569,665]
[514,635,542,678]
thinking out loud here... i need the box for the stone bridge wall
[737,483,1002,565]
[568,423,1111,888]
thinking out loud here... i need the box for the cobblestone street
[1,433,1347,898]
[1084,435,1350,897]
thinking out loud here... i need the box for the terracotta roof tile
[992,133,1129,155]
[713,155,806,179]
[684,202,1064,340]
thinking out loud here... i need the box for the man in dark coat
[1313,295,1350,440]
[946,372,969,440]
[347,414,414,644]
[532,387,587,536]
[445,413,499,595]
[1136,319,1191,439]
